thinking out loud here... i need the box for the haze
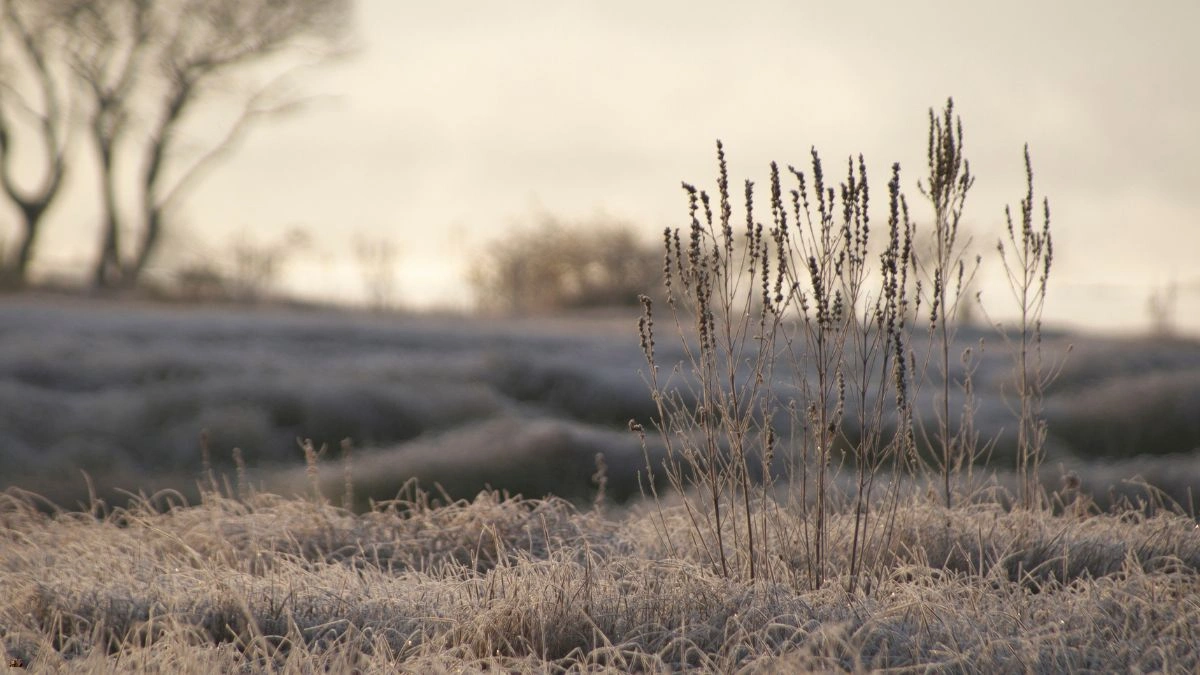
[18,0,1200,332]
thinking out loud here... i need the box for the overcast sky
[22,0,1200,331]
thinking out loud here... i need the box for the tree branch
[159,76,320,215]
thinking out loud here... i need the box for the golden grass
[3,486,1198,673]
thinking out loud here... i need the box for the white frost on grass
[1,297,1198,508]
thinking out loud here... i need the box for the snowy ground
[2,294,1198,510]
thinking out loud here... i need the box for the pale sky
[17,0,1200,332]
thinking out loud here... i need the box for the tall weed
[638,98,1061,592]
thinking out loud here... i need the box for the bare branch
[160,87,317,216]
[0,0,76,281]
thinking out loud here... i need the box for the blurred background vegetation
[469,212,661,315]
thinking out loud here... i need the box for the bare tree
[64,0,352,288]
[0,0,75,287]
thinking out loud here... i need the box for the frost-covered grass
[7,101,1200,672]
[0,296,656,507]
[3,484,1199,673]
[2,295,1198,511]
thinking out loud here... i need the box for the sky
[15,0,1200,333]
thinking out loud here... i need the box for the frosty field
[3,295,1200,672]
[1,294,1198,510]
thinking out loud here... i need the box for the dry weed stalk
[638,140,781,581]
[638,99,1060,592]
[913,100,983,508]
[994,145,1064,508]
[638,138,917,590]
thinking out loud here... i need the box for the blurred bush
[470,213,662,314]
[168,228,311,303]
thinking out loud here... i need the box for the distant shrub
[1146,280,1179,336]
[470,213,662,314]
[353,234,401,312]
[167,228,311,303]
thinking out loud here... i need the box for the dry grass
[3,485,1199,673]
[5,100,1196,673]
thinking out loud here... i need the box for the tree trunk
[10,203,45,285]
[92,141,126,289]
[127,207,162,286]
